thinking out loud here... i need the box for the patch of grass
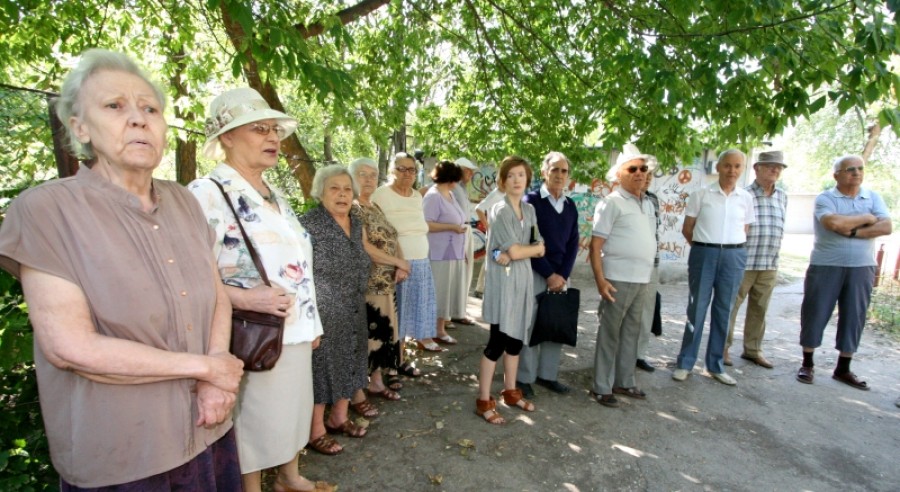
[869,278,900,341]
[776,253,810,283]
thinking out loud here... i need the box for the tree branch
[637,1,853,39]
[219,2,318,196]
[293,0,390,38]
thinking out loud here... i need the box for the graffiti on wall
[461,162,703,264]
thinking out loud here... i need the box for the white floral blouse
[188,163,323,344]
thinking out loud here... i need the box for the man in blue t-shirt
[796,155,892,390]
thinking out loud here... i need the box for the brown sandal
[501,388,535,412]
[273,477,337,492]
[475,396,505,424]
[832,371,870,390]
[325,419,367,438]
[368,387,401,401]
[613,386,647,399]
[305,434,343,455]
[590,391,620,408]
[350,399,379,418]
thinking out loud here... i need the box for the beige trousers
[726,269,778,357]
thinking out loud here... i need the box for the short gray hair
[541,151,571,174]
[716,149,746,166]
[349,157,379,189]
[388,152,417,173]
[348,157,378,176]
[832,154,863,173]
[310,164,358,201]
[56,49,166,159]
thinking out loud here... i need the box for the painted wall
[459,161,706,265]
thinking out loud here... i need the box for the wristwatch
[849,228,858,238]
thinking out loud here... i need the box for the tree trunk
[170,48,197,185]
[376,144,388,184]
[48,98,80,178]
[220,5,318,198]
[219,0,393,196]
[175,140,197,185]
[392,125,407,153]
[323,126,333,164]
[861,122,881,162]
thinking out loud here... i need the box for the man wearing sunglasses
[796,155,891,390]
[589,145,658,407]
[724,150,789,369]
[672,149,755,386]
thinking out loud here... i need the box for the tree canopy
[1,0,898,188]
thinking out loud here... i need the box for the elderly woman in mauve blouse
[423,160,469,346]
[0,49,244,490]
[189,88,333,492]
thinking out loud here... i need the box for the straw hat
[201,88,297,161]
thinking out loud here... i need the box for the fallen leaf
[457,438,476,449]
[427,473,443,485]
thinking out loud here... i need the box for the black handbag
[529,288,579,347]
[210,179,285,371]
[651,291,662,337]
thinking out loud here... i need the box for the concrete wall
[785,193,817,234]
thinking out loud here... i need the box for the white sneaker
[711,372,737,385]
[672,369,689,381]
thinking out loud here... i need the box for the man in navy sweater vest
[516,152,581,396]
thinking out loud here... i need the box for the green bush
[0,270,56,490]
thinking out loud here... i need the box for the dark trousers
[800,265,875,353]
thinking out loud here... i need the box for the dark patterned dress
[357,202,402,371]
[299,205,371,404]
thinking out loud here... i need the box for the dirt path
[296,252,900,491]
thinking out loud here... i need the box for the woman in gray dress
[299,165,372,454]
[476,156,545,425]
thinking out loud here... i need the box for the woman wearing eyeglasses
[371,153,441,353]
[189,88,334,492]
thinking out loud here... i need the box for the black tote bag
[529,288,579,347]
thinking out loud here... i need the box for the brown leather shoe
[741,353,774,369]
[723,352,733,366]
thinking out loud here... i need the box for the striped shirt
[745,181,788,270]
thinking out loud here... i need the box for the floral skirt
[396,258,437,340]
[366,291,401,371]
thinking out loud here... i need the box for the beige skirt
[430,259,468,319]
[233,343,313,473]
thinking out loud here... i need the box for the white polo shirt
[685,183,755,244]
[591,188,656,283]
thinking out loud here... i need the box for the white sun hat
[606,144,656,182]
[454,157,478,170]
[201,87,298,161]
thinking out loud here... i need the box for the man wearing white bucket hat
[724,150,788,369]
[589,145,657,407]
[450,157,479,325]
